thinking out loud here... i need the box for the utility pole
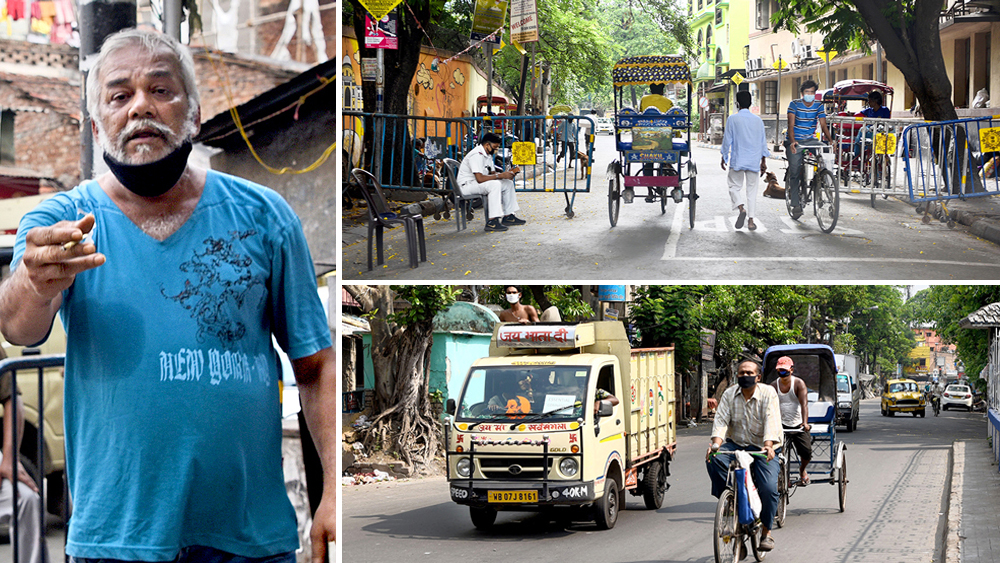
[79,0,138,178]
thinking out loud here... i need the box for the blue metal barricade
[901,116,1000,203]
[3,354,66,563]
[342,111,471,193]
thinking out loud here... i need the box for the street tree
[772,0,956,121]
[343,284,459,472]
[844,286,914,377]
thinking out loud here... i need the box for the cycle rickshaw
[608,55,697,227]
[762,344,849,524]
[818,79,895,207]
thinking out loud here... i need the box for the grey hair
[85,28,200,123]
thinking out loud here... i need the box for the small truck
[445,321,676,530]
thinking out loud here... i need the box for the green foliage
[629,286,705,370]
[389,285,461,326]
[908,285,1000,391]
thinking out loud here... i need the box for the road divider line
[660,203,686,259]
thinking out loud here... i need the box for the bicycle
[711,448,771,563]
[784,141,840,233]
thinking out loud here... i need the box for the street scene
[341,285,1000,563]
[342,0,1000,280]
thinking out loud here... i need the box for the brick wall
[0,40,305,188]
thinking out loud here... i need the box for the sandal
[800,474,810,486]
[748,218,757,231]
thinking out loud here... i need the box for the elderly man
[706,360,782,552]
[456,132,525,232]
[0,29,336,563]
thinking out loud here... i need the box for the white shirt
[720,108,771,172]
[457,144,496,187]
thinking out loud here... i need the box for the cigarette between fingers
[62,240,79,251]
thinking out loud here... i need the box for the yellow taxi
[881,378,926,417]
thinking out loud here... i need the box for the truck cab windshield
[457,366,589,420]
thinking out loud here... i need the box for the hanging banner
[510,0,538,43]
[365,12,399,49]
[358,0,403,22]
[471,0,509,44]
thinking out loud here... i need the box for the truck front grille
[478,457,555,480]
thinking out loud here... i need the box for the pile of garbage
[341,469,395,486]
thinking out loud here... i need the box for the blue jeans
[706,441,781,531]
[69,546,296,563]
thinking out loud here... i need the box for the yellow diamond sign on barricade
[980,127,1000,153]
[359,0,403,21]
[512,142,537,166]
[875,132,897,155]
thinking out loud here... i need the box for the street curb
[946,441,964,563]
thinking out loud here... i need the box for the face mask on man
[738,375,757,389]
[506,293,520,304]
[803,93,816,103]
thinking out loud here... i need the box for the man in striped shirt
[785,80,833,219]
[706,360,783,551]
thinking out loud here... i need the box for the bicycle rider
[786,80,834,219]
[771,356,812,485]
[706,360,783,552]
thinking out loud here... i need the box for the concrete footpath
[949,438,1000,563]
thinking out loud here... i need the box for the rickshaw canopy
[817,79,893,103]
[612,55,692,88]
[762,344,838,403]
[549,104,575,115]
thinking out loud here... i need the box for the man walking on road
[707,360,782,552]
[786,80,833,219]
[721,90,769,231]
[457,132,525,232]
[0,29,336,563]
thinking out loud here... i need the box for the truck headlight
[456,458,472,478]
[559,457,579,477]
[839,402,851,410]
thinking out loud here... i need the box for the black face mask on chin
[103,140,192,198]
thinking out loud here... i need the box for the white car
[942,384,974,411]
[596,117,614,135]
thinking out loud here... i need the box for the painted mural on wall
[342,34,473,120]
[0,0,78,45]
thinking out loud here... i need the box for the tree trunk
[344,284,442,472]
[529,286,553,311]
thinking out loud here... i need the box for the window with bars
[764,81,777,114]
[756,0,770,30]
[715,7,723,24]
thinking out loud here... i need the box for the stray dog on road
[762,171,785,199]
[576,150,589,179]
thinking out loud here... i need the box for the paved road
[342,399,983,563]
[342,135,1000,280]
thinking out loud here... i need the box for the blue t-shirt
[860,106,891,119]
[13,171,332,561]
[787,99,827,141]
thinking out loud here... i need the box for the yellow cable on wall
[208,49,337,175]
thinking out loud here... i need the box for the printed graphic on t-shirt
[160,230,265,347]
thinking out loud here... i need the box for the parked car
[836,372,860,431]
[881,378,926,417]
[596,117,614,135]
[942,383,974,411]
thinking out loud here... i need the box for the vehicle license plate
[488,490,537,503]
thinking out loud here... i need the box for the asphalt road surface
[342,135,1000,280]
[342,399,984,563]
